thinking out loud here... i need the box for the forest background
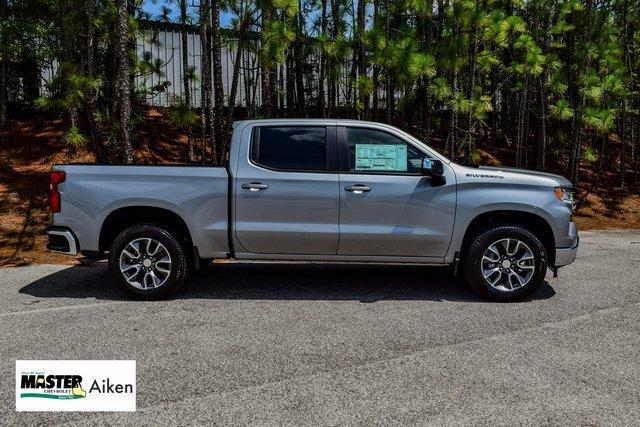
[1,0,639,265]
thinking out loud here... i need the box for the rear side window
[252,127,326,171]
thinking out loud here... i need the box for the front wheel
[108,224,188,300]
[463,225,547,302]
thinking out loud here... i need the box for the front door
[337,126,456,258]
[234,125,340,255]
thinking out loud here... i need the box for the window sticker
[355,144,408,172]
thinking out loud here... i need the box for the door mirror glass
[421,158,444,176]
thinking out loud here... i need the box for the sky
[141,0,234,27]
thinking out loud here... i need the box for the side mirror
[421,158,444,176]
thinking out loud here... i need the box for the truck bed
[52,164,230,258]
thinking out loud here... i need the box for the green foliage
[547,72,568,95]
[583,146,598,164]
[476,49,500,72]
[356,75,373,96]
[3,0,640,182]
[500,15,526,39]
[580,72,604,104]
[410,0,432,16]
[469,148,482,164]
[448,92,473,114]
[428,77,452,101]
[583,108,616,134]
[549,99,574,121]
[261,19,295,66]
[272,0,299,18]
[36,63,101,113]
[408,53,436,80]
[167,98,198,129]
[63,125,87,148]
[184,65,198,83]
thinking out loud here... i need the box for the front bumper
[46,226,79,256]
[555,221,579,267]
[555,237,578,266]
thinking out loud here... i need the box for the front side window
[253,126,326,171]
[346,128,423,173]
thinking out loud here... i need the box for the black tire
[108,224,188,300]
[463,225,547,302]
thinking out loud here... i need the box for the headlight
[554,187,575,210]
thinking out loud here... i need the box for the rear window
[252,127,326,171]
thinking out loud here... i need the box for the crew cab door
[233,125,339,255]
[337,126,456,258]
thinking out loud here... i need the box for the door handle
[242,182,269,191]
[345,184,372,194]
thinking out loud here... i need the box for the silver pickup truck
[47,119,578,301]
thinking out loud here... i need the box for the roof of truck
[232,119,395,127]
[231,119,452,164]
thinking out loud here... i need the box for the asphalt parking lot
[1,230,639,424]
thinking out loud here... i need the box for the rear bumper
[46,227,79,256]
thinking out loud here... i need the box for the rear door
[234,125,340,255]
[337,126,456,258]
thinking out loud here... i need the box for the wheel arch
[99,206,194,254]
[459,210,556,266]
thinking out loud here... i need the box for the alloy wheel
[119,238,172,290]
[481,238,535,292]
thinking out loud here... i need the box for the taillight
[50,171,66,213]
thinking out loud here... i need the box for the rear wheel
[463,225,547,302]
[108,224,188,300]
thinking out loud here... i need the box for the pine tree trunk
[632,89,637,189]
[286,52,295,116]
[85,0,104,162]
[594,134,606,193]
[200,0,213,162]
[570,101,584,185]
[116,0,133,163]
[536,9,552,171]
[226,20,247,130]
[259,7,275,118]
[356,0,366,118]
[448,72,458,158]
[490,68,498,148]
[269,64,278,117]
[278,64,285,113]
[516,80,528,168]
[179,0,194,162]
[318,0,327,116]
[295,0,306,116]
[371,0,379,119]
[465,8,478,164]
[537,77,547,171]
[62,0,79,132]
[0,0,9,127]
[211,0,225,163]
[243,48,251,116]
[328,0,339,117]
[619,0,629,189]
[384,0,393,124]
